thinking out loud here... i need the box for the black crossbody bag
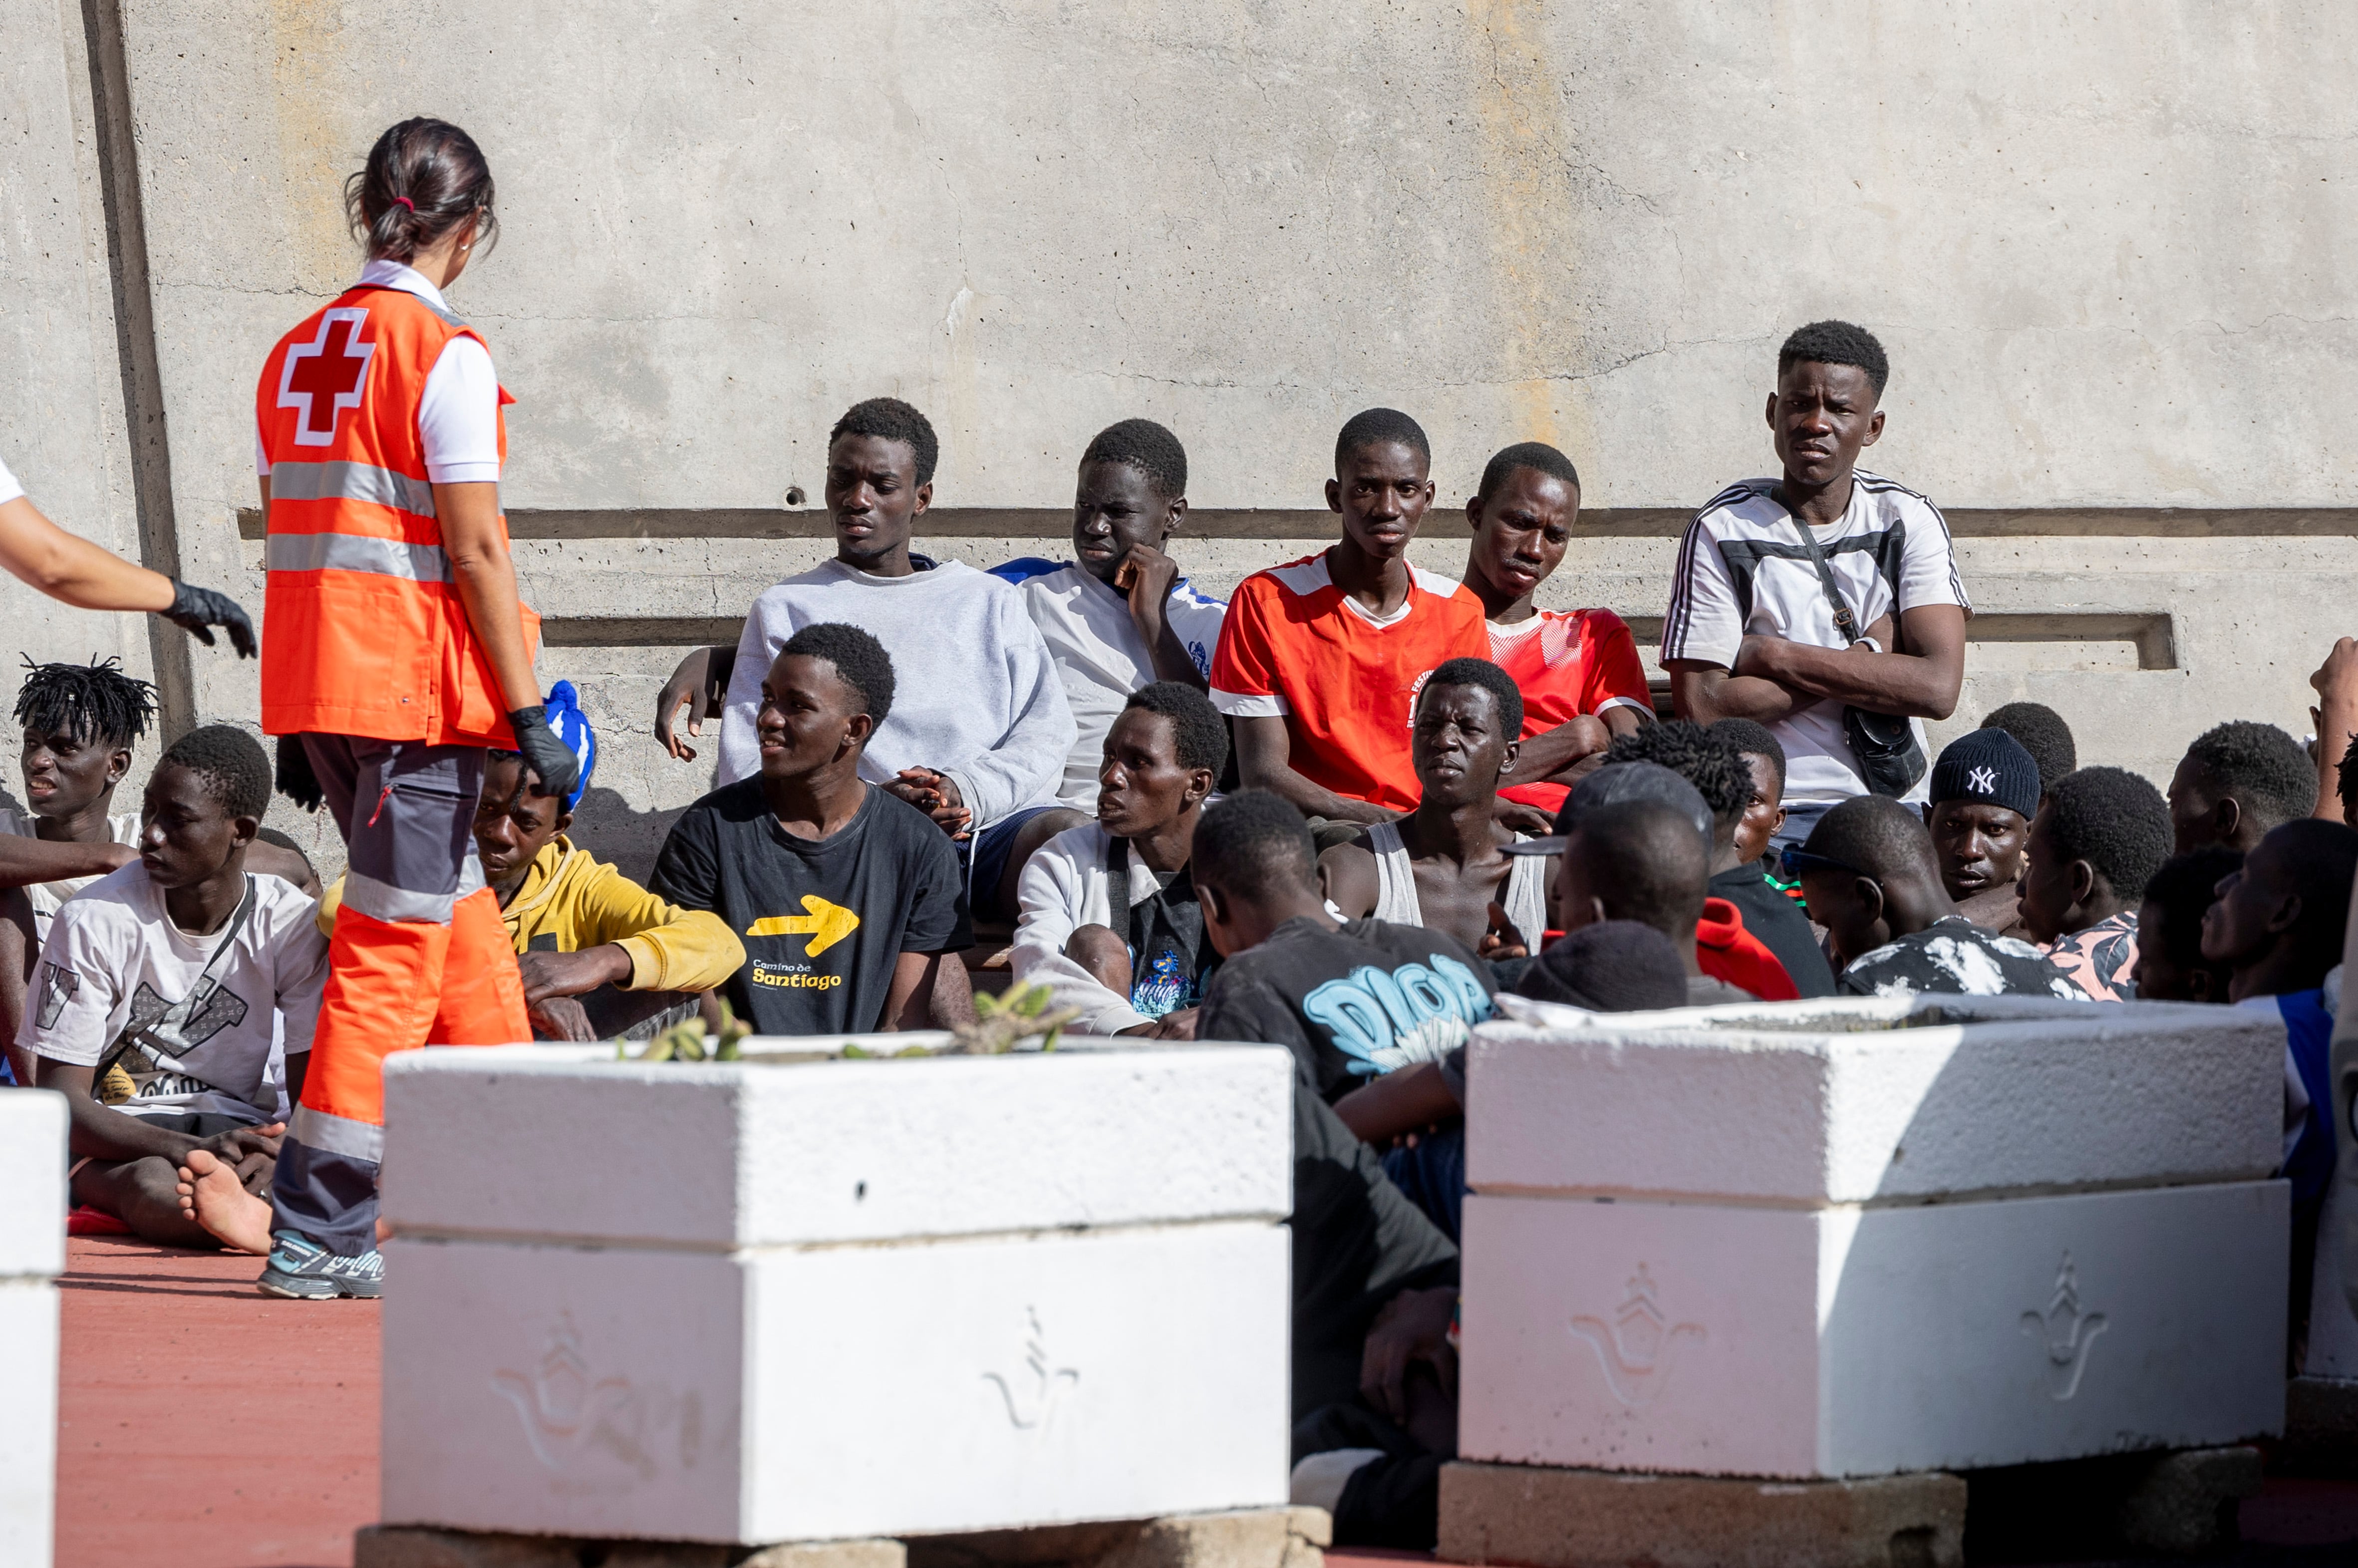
[1786,518,1926,797]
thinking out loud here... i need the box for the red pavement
[49,1238,2358,1568]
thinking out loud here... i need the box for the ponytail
[344,117,499,266]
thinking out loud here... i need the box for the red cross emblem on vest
[277,307,376,446]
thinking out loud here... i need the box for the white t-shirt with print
[997,560,1228,810]
[1660,471,1969,804]
[0,808,142,943]
[23,864,328,1127]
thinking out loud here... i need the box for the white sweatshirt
[1011,821,1170,1036]
[716,558,1076,829]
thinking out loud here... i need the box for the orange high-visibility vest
[256,283,538,747]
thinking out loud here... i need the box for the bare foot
[176,1149,274,1255]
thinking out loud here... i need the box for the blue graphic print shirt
[1195,915,1498,1102]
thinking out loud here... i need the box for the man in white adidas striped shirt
[1661,320,1969,853]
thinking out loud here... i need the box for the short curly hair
[159,724,273,819]
[2043,766,2172,903]
[1124,681,1228,776]
[1334,407,1430,473]
[1778,319,1889,398]
[1981,702,2077,790]
[1476,441,1580,505]
[1708,717,1786,794]
[1081,418,1187,502]
[2182,721,2316,835]
[1419,657,1524,742]
[830,397,939,486]
[779,622,896,726]
[1606,720,1752,827]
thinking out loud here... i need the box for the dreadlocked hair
[14,655,156,747]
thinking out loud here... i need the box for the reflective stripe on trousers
[269,735,529,1257]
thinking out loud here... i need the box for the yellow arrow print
[747,896,862,958]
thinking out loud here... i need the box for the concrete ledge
[1436,1461,1964,1568]
[357,1511,1324,1568]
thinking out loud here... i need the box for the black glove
[162,579,257,658]
[507,706,581,803]
[275,736,324,813]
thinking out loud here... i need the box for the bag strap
[1102,832,1133,953]
[93,875,257,1087]
[1785,513,1862,644]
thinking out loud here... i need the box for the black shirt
[1196,916,1498,1102]
[650,779,967,1036]
[1711,862,1837,998]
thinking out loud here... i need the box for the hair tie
[390,196,415,212]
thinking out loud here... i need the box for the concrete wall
[8,0,2355,877]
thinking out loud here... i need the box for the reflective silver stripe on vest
[290,1103,384,1164]
[266,532,452,583]
[343,869,456,925]
[267,459,437,518]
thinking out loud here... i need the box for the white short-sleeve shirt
[23,863,329,1126]
[1660,471,1970,804]
[0,454,22,508]
[256,258,500,485]
[0,808,142,943]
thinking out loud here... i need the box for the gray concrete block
[905,1509,1324,1568]
[1437,1460,1965,1568]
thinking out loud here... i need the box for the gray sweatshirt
[716,558,1076,829]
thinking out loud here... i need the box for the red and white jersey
[1209,551,1488,813]
[1489,607,1653,812]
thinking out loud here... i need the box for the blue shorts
[958,804,1061,926]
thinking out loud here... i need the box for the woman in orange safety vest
[253,117,577,1300]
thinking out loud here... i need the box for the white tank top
[1366,820,1550,954]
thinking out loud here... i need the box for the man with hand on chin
[1663,320,1969,852]
[1011,682,1227,1039]
[991,419,1228,811]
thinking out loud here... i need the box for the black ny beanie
[1929,727,2042,821]
[1512,921,1691,1013]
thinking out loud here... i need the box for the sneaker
[257,1232,384,1300]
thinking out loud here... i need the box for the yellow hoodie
[319,835,744,994]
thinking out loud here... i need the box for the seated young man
[1012,682,1226,1040]
[2132,847,2244,1004]
[2018,766,2173,1001]
[1544,795,1762,1007]
[1787,794,2081,999]
[1191,789,1495,1102]
[1980,701,2077,812]
[1455,442,1652,813]
[2168,720,2318,855]
[321,684,746,1040]
[26,726,327,1255]
[1923,729,2043,937]
[1319,658,1550,957]
[2197,817,2358,1360]
[1211,409,1488,826]
[1663,321,1969,851]
[989,419,1228,809]
[652,624,975,1036]
[660,397,1078,928]
[1599,721,1833,997]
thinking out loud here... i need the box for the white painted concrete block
[381,1040,1294,1246]
[1460,1181,2287,1479]
[0,1090,67,1278]
[0,1090,65,1568]
[381,1222,1291,1543]
[379,1040,1295,1544]
[1470,996,2281,1203]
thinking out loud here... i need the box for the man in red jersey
[1209,409,1488,824]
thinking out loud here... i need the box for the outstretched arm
[0,494,254,653]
